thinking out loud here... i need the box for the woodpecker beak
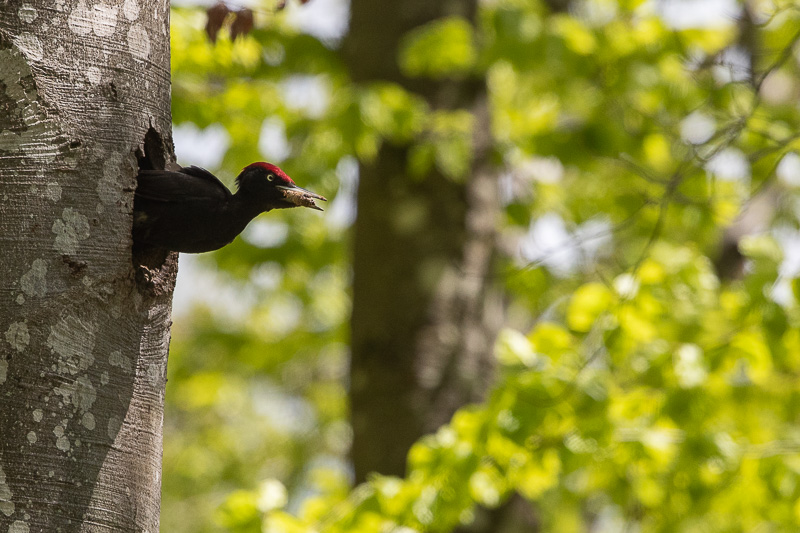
[278,185,327,211]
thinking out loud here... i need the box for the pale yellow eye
[267,174,274,181]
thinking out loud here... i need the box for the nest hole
[132,127,178,296]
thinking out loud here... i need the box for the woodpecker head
[236,162,326,211]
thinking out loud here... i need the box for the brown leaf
[230,8,254,41]
[205,2,230,43]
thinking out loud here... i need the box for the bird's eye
[267,174,274,182]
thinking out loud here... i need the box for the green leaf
[359,83,428,143]
[399,17,477,78]
[567,282,613,332]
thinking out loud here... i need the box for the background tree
[0,0,174,530]
[344,0,503,482]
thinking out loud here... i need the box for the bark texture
[0,0,174,530]
[344,0,503,482]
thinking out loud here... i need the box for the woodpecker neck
[225,191,271,234]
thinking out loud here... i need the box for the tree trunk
[344,0,503,482]
[0,1,174,530]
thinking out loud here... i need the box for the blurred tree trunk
[344,0,503,482]
[0,2,175,530]
[713,2,775,282]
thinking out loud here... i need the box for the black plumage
[133,163,325,253]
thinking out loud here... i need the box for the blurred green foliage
[398,18,478,79]
[165,0,800,531]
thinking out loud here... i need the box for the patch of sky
[705,148,750,182]
[326,155,358,230]
[286,0,349,45]
[173,122,230,170]
[647,0,740,29]
[259,118,291,163]
[281,75,331,119]
[519,213,612,277]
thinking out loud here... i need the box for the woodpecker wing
[133,166,238,252]
[134,166,232,203]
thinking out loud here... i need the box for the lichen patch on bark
[85,66,101,85]
[53,422,70,452]
[46,314,97,375]
[19,260,47,298]
[44,182,62,202]
[106,416,122,441]
[0,464,14,516]
[123,0,139,21]
[91,4,118,37]
[109,350,132,372]
[52,207,90,255]
[8,521,30,533]
[80,413,95,431]
[67,1,92,35]
[127,24,150,59]
[11,33,42,62]
[98,153,123,205]
[4,323,29,353]
[17,4,37,23]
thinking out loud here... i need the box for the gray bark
[0,0,174,530]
